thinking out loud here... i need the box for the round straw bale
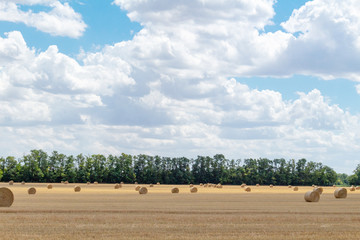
[120,182,124,184]
[64,181,69,184]
[245,187,251,192]
[9,180,14,185]
[28,187,36,195]
[135,185,141,191]
[256,184,260,187]
[114,184,120,189]
[333,185,336,188]
[293,186,299,191]
[134,182,138,185]
[313,187,323,195]
[304,191,320,202]
[350,186,356,192]
[269,184,273,188]
[288,185,292,188]
[61,181,64,184]
[334,188,347,198]
[94,181,98,185]
[171,187,179,193]
[200,183,203,186]
[241,183,246,188]
[139,187,148,194]
[190,187,198,193]
[312,184,315,187]
[74,186,81,192]
[47,184,53,189]
[0,187,14,207]
[156,182,160,185]
[216,184,223,189]
[189,184,193,188]
[149,184,154,187]
[21,181,25,185]
[87,182,90,185]
[356,186,360,190]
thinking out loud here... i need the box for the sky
[1,0,360,174]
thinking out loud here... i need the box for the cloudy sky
[1,0,360,174]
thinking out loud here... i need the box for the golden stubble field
[1,183,360,240]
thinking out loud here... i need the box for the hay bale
[333,184,336,188]
[156,182,160,185]
[288,185,292,188]
[87,182,90,185]
[9,180,14,185]
[313,187,323,195]
[189,184,194,188]
[269,184,273,188]
[256,184,260,187]
[114,184,120,189]
[135,185,141,191]
[47,184,53,189]
[134,182,138,185]
[312,184,315,187]
[190,187,198,193]
[171,187,179,193]
[74,186,81,192]
[120,182,124,184]
[94,181,98,185]
[304,191,320,202]
[139,187,148,194]
[293,186,299,191]
[64,181,69,184]
[28,187,36,195]
[334,188,347,198]
[200,183,203,186]
[21,181,25,185]
[149,184,154,187]
[0,187,14,207]
[245,187,251,192]
[350,186,356,192]
[61,181,64,184]
[216,184,223,189]
[241,184,246,188]
[356,186,360,190]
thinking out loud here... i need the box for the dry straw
[190,187,198,193]
[293,186,299,191]
[269,184,273,188]
[74,186,81,192]
[139,187,148,194]
[28,187,36,195]
[313,187,323,195]
[171,187,179,193]
[334,188,347,198]
[304,191,320,202]
[245,187,251,192]
[350,186,356,192]
[114,184,120,189]
[0,187,14,207]
[47,184,53,189]
[356,186,360,190]
[21,181,25,185]
[149,184,154,187]
[9,180,14,185]
[288,185,292,188]
[64,181,69,184]
[135,186,141,191]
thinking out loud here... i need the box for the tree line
[0,149,344,186]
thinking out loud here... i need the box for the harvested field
[1,183,360,239]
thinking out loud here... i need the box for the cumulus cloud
[1,0,360,173]
[0,0,86,38]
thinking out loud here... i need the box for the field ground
[1,183,360,239]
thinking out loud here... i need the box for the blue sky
[1,0,360,174]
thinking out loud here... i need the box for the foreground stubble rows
[1,183,360,240]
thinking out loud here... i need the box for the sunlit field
[1,183,360,239]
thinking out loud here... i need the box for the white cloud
[0,0,86,38]
[1,0,360,174]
